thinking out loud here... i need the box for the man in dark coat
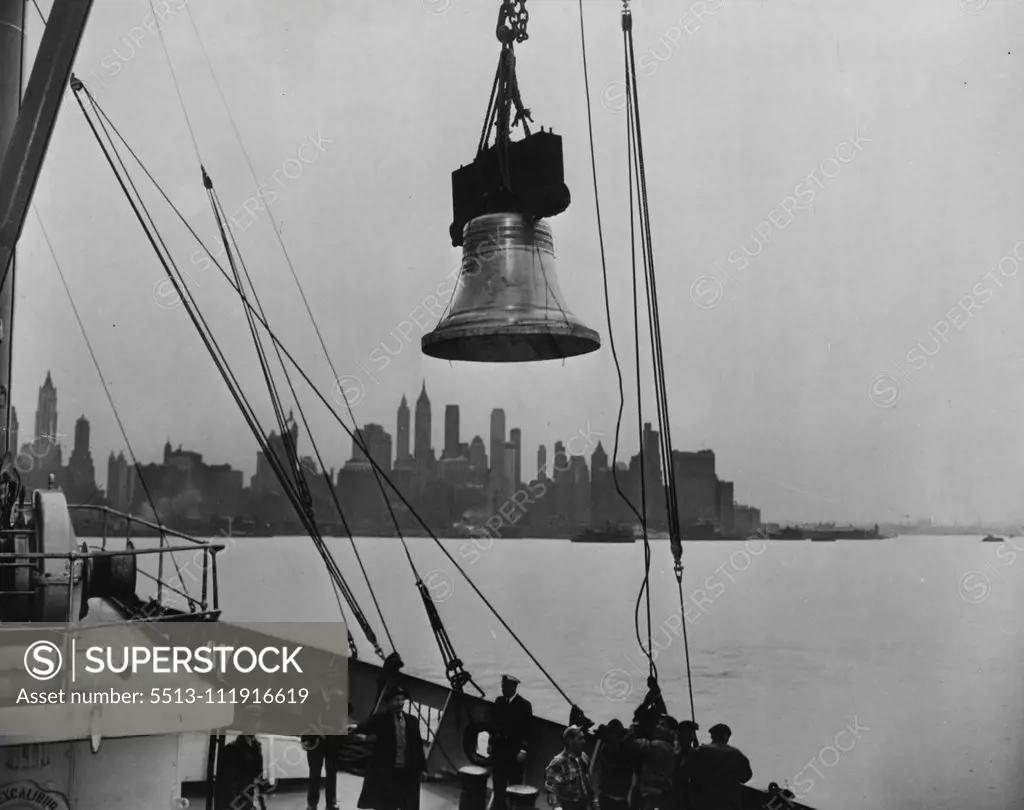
[349,685,426,810]
[301,733,342,810]
[686,723,752,810]
[489,673,533,810]
[215,734,265,810]
[590,719,636,810]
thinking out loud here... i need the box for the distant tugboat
[571,521,635,543]
[982,534,1005,542]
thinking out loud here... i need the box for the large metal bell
[422,213,601,363]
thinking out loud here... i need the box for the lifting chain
[496,0,529,45]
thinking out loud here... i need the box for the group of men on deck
[492,673,752,810]
[215,672,751,810]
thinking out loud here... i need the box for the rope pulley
[496,0,529,44]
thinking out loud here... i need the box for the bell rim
[421,322,601,363]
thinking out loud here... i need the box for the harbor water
[123,534,1024,810]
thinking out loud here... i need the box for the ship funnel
[421,213,601,363]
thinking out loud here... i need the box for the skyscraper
[502,442,517,487]
[396,395,410,461]
[537,444,547,480]
[415,381,432,464]
[351,424,393,473]
[444,405,460,459]
[35,371,57,439]
[489,409,505,475]
[469,436,487,471]
[67,415,97,501]
[509,428,521,488]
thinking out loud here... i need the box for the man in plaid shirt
[544,725,593,810]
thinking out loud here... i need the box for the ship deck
[184,771,462,809]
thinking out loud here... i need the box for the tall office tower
[414,381,432,463]
[489,408,505,475]
[509,428,522,487]
[444,405,460,459]
[396,395,410,461]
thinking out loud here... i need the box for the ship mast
[0,0,25,458]
[0,0,93,461]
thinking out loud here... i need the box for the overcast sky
[11,0,1024,523]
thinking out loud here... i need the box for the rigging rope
[72,81,383,659]
[627,83,656,684]
[32,206,189,598]
[576,0,656,683]
[206,175,381,659]
[619,0,694,722]
[71,83,581,711]
[478,0,533,193]
[178,5,483,690]
[180,3,397,656]
[140,15,394,659]
[147,0,203,166]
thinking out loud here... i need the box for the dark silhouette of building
[35,371,57,441]
[414,382,433,468]
[19,371,64,492]
[444,405,460,459]
[107,451,130,511]
[570,455,591,527]
[641,422,666,525]
[509,428,521,488]
[66,415,98,503]
[352,424,393,473]
[537,444,547,481]
[734,504,761,536]
[716,479,735,534]
[468,435,487,479]
[590,441,612,524]
[673,449,717,524]
[396,395,411,462]
[252,411,299,497]
[489,409,505,477]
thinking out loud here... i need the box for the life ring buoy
[462,720,493,767]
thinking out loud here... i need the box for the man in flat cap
[686,723,752,810]
[489,674,533,810]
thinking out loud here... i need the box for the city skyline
[16,367,1023,529]
[18,370,764,532]
[12,1,1024,524]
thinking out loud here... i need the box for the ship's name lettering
[0,785,62,809]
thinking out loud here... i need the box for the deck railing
[0,504,226,621]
